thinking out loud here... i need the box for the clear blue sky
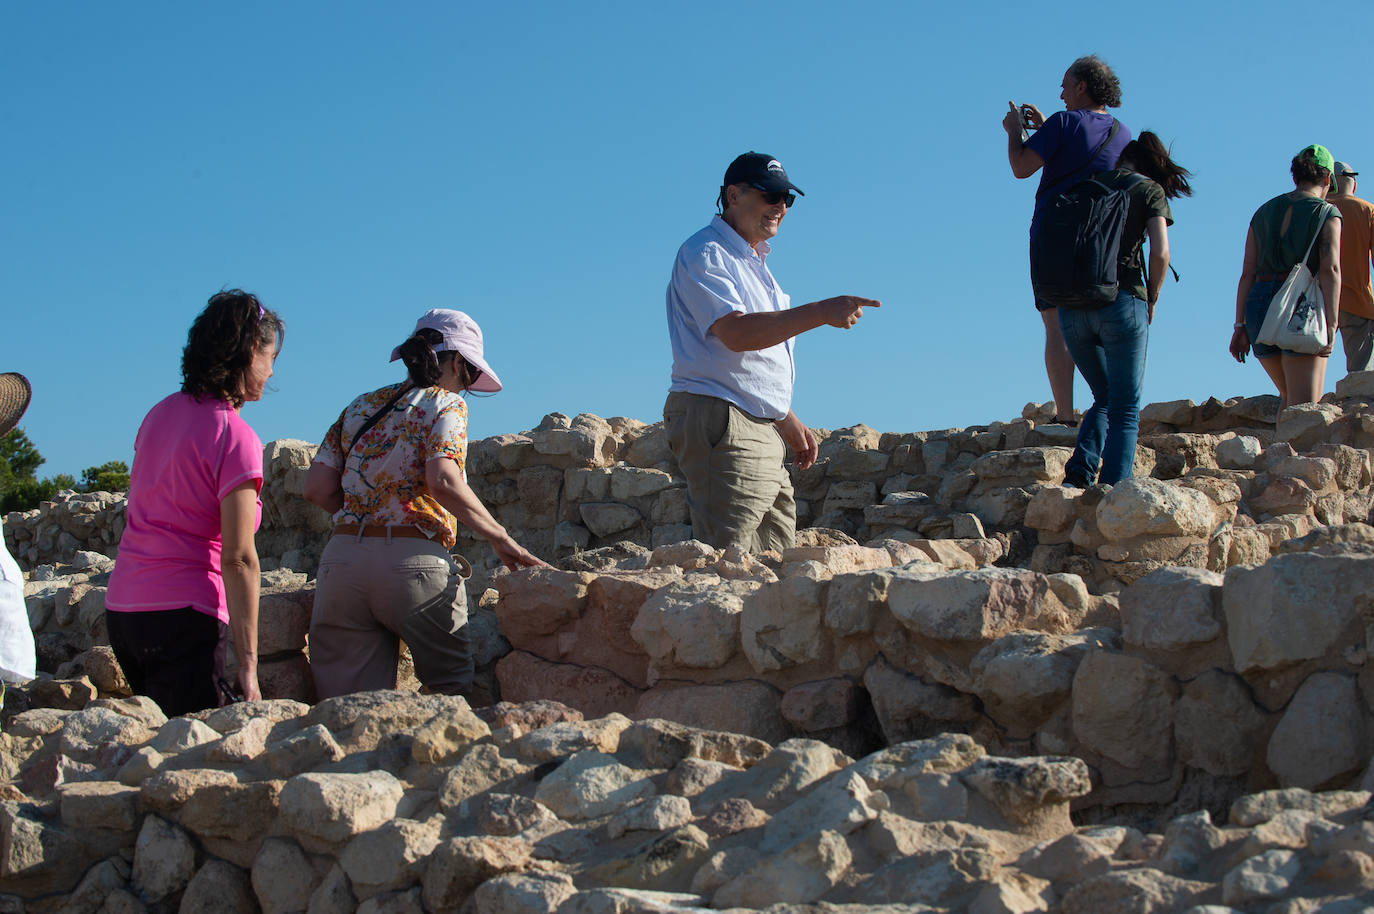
[3,1,1371,480]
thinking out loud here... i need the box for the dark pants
[106,607,228,717]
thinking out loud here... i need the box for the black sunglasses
[759,190,796,208]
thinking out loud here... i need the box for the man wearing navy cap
[663,152,880,552]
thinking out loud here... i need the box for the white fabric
[666,215,795,420]
[1258,206,1332,355]
[0,526,36,683]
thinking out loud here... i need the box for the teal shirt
[1250,192,1339,276]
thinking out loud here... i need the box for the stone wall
[12,375,1374,825]
[10,371,1374,585]
[490,523,1374,825]
[11,691,1374,911]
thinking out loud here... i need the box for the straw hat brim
[0,374,33,438]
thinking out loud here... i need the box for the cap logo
[766,159,784,173]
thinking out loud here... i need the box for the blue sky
[3,1,1372,479]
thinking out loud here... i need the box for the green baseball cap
[1299,144,1335,173]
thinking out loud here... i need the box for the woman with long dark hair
[106,290,284,714]
[1060,131,1192,487]
[303,309,544,700]
[1229,145,1342,408]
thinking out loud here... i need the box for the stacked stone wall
[11,374,1374,585]
[10,378,1374,909]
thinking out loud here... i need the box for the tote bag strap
[1299,203,1334,272]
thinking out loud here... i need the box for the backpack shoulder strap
[1080,118,1120,174]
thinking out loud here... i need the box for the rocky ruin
[7,373,1374,911]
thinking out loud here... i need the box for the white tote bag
[1256,205,1332,355]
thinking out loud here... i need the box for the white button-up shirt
[665,215,795,420]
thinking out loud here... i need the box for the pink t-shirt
[107,393,263,623]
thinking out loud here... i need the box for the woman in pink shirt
[106,290,284,715]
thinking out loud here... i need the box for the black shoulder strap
[1079,118,1120,177]
[347,384,413,456]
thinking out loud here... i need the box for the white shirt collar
[710,214,771,261]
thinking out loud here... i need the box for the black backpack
[1031,120,1144,309]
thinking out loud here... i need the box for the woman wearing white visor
[304,309,544,699]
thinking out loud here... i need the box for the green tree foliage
[0,430,44,483]
[80,461,130,493]
[0,429,124,513]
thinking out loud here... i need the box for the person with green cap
[1229,144,1343,408]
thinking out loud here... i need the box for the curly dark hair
[181,289,284,407]
[1119,131,1193,200]
[1291,148,1332,188]
[1068,55,1122,108]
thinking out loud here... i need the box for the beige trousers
[663,391,796,553]
[309,533,471,700]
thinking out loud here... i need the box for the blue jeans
[1058,291,1149,486]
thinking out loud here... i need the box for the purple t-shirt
[107,393,263,623]
[1025,110,1131,238]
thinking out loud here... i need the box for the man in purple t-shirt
[1003,54,1131,425]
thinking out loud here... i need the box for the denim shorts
[1245,278,1294,359]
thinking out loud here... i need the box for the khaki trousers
[309,533,472,700]
[663,391,796,553]
[1339,312,1374,373]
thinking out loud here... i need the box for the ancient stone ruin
[8,373,1374,911]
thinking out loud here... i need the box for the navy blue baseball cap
[722,152,805,196]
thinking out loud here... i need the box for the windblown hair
[1068,55,1122,107]
[1119,132,1193,199]
[395,327,479,390]
[1291,148,1332,188]
[181,289,284,408]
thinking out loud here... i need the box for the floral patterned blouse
[315,382,468,547]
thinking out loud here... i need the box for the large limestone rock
[1095,477,1215,540]
[1266,672,1369,789]
[961,755,1091,837]
[886,567,1066,642]
[1071,651,1176,774]
[630,576,756,670]
[635,681,789,744]
[740,568,828,672]
[1223,552,1374,673]
[532,750,656,820]
[278,771,405,844]
[1174,670,1269,777]
[972,629,1115,734]
[1119,566,1223,651]
[132,815,197,902]
[712,829,852,907]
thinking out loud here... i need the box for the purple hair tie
[257,304,265,321]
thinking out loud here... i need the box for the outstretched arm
[426,457,547,570]
[710,296,881,352]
